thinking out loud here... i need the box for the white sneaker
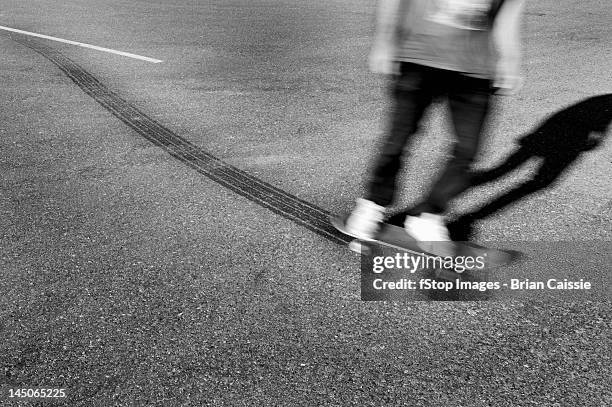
[345,198,385,240]
[404,213,450,242]
[404,213,453,257]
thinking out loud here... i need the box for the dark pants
[366,62,492,214]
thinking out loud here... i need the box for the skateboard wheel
[348,240,369,255]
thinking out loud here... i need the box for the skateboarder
[345,0,526,242]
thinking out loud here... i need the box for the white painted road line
[0,25,163,63]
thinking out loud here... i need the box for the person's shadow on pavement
[390,94,612,240]
[450,93,612,239]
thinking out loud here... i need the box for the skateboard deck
[331,214,521,270]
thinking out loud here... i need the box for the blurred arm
[493,0,526,94]
[369,0,403,74]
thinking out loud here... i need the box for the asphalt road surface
[1,1,610,406]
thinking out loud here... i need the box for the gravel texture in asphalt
[1,1,610,405]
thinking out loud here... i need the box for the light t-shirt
[396,0,505,78]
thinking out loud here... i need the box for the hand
[493,57,524,95]
[493,74,524,96]
[491,0,525,96]
[368,41,398,75]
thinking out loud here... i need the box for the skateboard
[330,214,521,271]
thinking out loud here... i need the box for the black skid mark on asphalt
[8,35,350,245]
